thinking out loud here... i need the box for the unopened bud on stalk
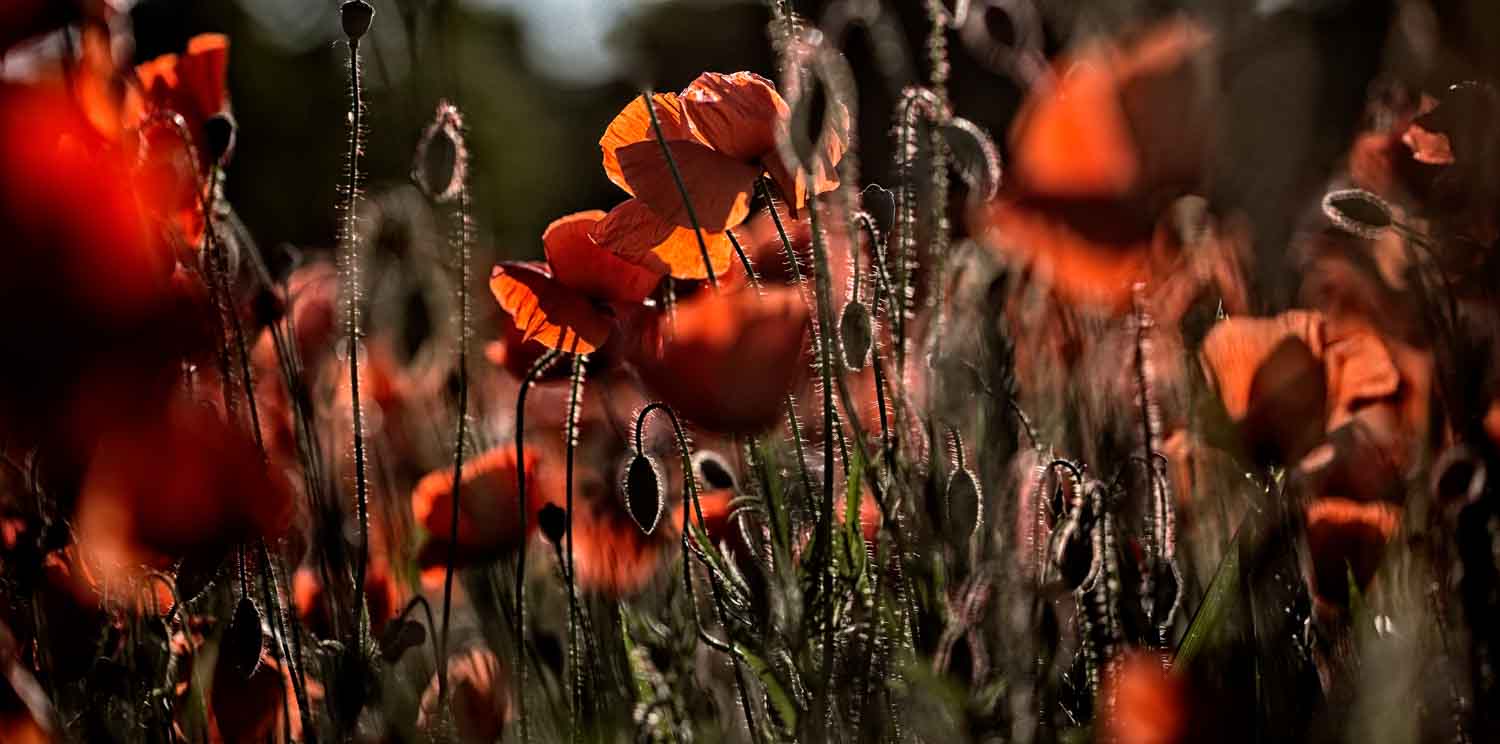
[624,454,665,535]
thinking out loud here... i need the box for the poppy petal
[592,199,735,281]
[489,263,612,354]
[681,71,787,162]
[179,33,229,122]
[543,210,664,303]
[601,92,692,195]
[411,447,544,561]
[1010,59,1138,197]
[617,138,757,232]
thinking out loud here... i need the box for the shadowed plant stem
[808,190,841,726]
[513,347,560,744]
[342,33,373,652]
[438,185,473,708]
[564,352,588,741]
[642,89,718,288]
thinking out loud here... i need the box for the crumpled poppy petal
[418,647,512,741]
[763,151,806,216]
[489,263,612,354]
[601,92,692,195]
[681,71,787,162]
[543,210,664,303]
[592,198,735,280]
[1200,311,1325,421]
[1323,329,1402,426]
[617,138,757,232]
[1201,311,1327,464]
[629,286,810,433]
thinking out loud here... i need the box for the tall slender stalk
[564,353,589,740]
[643,89,719,288]
[438,179,473,706]
[513,348,561,744]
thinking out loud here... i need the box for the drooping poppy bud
[839,300,874,371]
[340,0,373,42]
[692,450,737,491]
[537,503,567,545]
[624,454,666,535]
[378,618,427,663]
[223,595,264,679]
[1321,188,1394,238]
[945,467,982,540]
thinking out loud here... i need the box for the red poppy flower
[976,17,1217,315]
[411,447,552,565]
[568,488,736,596]
[490,210,666,356]
[1100,650,1185,744]
[627,285,810,433]
[591,72,845,280]
[74,392,293,576]
[293,559,403,640]
[126,34,230,164]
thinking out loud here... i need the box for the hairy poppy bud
[945,467,982,540]
[692,450,737,491]
[224,595,264,679]
[378,618,427,663]
[624,454,665,535]
[1321,188,1393,238]
[203,112,237,166]
[839,300,873,371]
[341,0,374,42]
[538,503,566,545]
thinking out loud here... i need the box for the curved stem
[643,89,718,288]
[725,229,762,292]
[513,347,560,744]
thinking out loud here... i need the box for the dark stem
[343,35,373,653]
[437,186,472,708]
[513,347,560,744]
[642,89,718,288]
[564,353,588,740]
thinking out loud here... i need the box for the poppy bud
[839,300,873,371]
[624,454,665,535]
[203,112,237,166]
[938,117,1002,200]
[692,450,737,491]
[1321,188,1393,238]
[341,0,374,42]
[378,618,427,663]
[537,503,567,545]
[414,104,466,202]
[251,286,285,327]
[224,595,264,679]
[945,467,982,540]
[1051,518,1092,589]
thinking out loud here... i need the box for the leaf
[737,645,800,736]
[1172,518,1244,671]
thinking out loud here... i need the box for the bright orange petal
[592,199,735,281]
[617,138,756,232]
[179,33,229,123]
[1200,311,1324,421]
[601,92,691,195]
[681,71,787,162]
[489,263,612,354]
[976,198,1154,313]
[543,210,665,303]
[1010,59,1137,197]
[412,447,542,560]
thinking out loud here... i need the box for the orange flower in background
[978,17,1218,315]
[1100,651,1186,744]
[418,646,512,742]
[591,72,845,280]
[126,34,231,162]
[569,488,736,596]
[627,285,810,433]
[490,210,666,356]
[411,448,552,565]
[74,393,293,573]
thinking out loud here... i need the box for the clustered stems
[513,348,561,744]
[807,191,841,711]
[341,27,373,651]
[633,403,760,741]
[642,89,719,288]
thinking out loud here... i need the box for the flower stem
[438,184,473,708]
[642,89,718,288]
[341,33,373,653]
[513,348,560,744]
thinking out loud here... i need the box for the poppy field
[5,0,1500,742]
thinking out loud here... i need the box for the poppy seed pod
[692,450,737,491]
[340,0,374,42]
[203,111,236,166]
[538,503,567,545]
[624,454,666,535]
